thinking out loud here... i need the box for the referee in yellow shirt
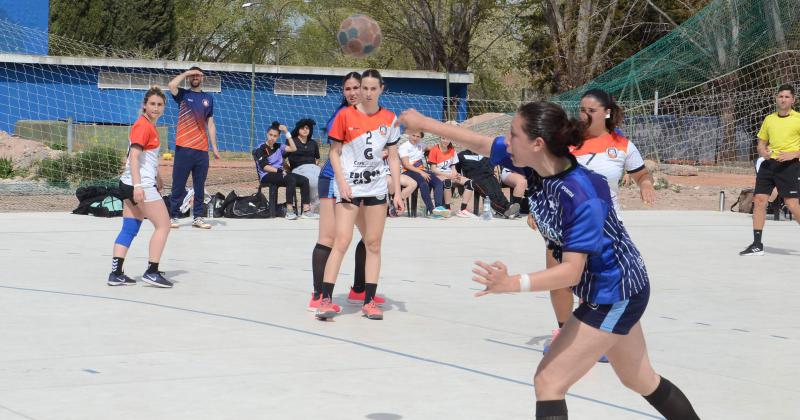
[741,84,800,255]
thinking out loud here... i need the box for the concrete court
[0,211,797,420]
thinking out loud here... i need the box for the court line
[0,285,662,419]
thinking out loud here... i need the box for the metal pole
[654,89,659,116]
[276,38,280,66]
[445,71,451,121]
[66,117,73,153]
[250,59,256,151]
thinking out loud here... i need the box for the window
[274,78,327,96]
[98,71,222,92]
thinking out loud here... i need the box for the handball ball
[337,14,382,58]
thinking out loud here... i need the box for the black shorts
[338,195,387,206]
[755,158,800,198]
[573,284,650,335]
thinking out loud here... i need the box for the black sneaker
[107,273,136,286]
[142,271,173,288]
[739,243,764,256]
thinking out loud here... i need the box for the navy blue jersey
[319,106,347,179]
[489,137,649,304]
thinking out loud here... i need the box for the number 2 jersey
[489,137,649,304]
[327,106,400,198]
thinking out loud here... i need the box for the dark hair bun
[270,121,281,130]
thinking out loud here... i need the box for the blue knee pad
[115,218,142,248]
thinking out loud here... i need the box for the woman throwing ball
[108,87,173,288]
[398,103,699,419]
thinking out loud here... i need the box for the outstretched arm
[398,109,494,156]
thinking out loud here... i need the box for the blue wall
[0,62,470,152]
[0,0,49,54]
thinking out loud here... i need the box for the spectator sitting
[286,118,321,214]
[381,149,418,217]
[398,131,450,218]
[428,130,476,218]
[252,121,314,220]
[500,167,530,214]
[456,148,520,218]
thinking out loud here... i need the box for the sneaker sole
[142,277,173,288]
[192,225,211,229]
[740,251,765,256]
[107,281,125,286]
[362,312,383,320]
[347,298,385,306]
[315,310,338,320]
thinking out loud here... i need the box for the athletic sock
[444,203,451,209]
[312,243,332,298]
[352,240,366,293]
[364,283,378,305]
[536,400,567,420]
[643,377,700,420]
[753,229,763,246]
[146,262,159,274]
[460,203,468,211]
[557,322,564,329]
[321,282,335,300]
[111,257,124,275]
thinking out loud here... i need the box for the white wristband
[518,273,531,292]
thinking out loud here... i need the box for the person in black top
[252,122,313,220]
[287,118,321,215]
[457,149,519,218]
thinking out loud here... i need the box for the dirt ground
[0,158,756,213]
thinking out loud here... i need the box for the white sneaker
[285,211,298,220]
[456,209,477,218]
[300,212,319,219]
[192,217,211,229]
[432,206,451,218]
[170,218,180,228]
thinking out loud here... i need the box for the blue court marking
[0,285,662,419]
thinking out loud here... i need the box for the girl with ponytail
[397,103,699,420]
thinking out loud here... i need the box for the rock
[661,164,699,176]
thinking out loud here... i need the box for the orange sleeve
[129,119,152,148]
[328,108,349,143]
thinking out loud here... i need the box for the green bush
[0,157,13,178]
[72,146,123,182]
[37,154,72,185]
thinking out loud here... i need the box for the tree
[521,0,710,94]
[49,0,176,58]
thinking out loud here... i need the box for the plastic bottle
[480,198,493,221]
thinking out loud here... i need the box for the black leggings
[471,174,509,213]
[259,172,310,207]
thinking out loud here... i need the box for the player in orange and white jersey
[544,89,656,357]
[316,69,405,321]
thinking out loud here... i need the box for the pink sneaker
[307,293,341,313]
[315,298,339,320]
[347,287,386,306]
[361,301,383,320]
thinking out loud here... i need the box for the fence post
[445,71,451,122]
[653,90,659,116]
[66,117,73,153]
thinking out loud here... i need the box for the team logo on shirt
[606,147,618,158]
[379,125,388,135]
[202,99,210,107]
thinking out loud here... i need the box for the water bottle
[480,198,493,221]
[207,200,214,218]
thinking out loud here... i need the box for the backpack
[209,192,227,218]
[222,190,271,218]
[72,185,124,217]
[730,189,755,214]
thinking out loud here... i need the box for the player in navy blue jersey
[398,104,699,420]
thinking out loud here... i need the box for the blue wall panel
[0,62,468,152]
